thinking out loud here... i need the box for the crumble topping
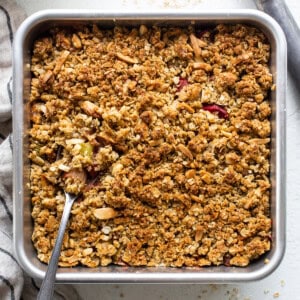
[29,23,272,268]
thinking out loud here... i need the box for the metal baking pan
[12,9,286,283]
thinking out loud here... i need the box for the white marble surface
[15,0,300,299]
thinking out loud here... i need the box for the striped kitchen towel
[0,1,81,299]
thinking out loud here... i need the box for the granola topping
[29,23,272,268]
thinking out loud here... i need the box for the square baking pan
[12,9,286,283]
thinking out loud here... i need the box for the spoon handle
[256,0,300,84]
[37,193,76,300]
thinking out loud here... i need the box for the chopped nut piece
[58,164,71,172]
[140,110,153,124]
[102,226,112,234]
[80,101,102,118]
[139,24,148,36]
[31,102,47,123]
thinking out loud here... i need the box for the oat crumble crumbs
[29,23,273,268]
[264,258,270,264]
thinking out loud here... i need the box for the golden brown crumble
[29,23,272,268]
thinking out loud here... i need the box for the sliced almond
[53,50,70,75]
[197,38,207,48]
[82,247,93,256]
[94,207,117,220]
[177,102,195,114]
[192,62,212,72]
[195,230,203,242]
[58,164,71,172]
[199,170,212,184]
[80,100,102,118]
[41,70,53,84]
[190,34,202,60]
[72,34,82,49]
[116,52,138,64]
[248,138,270,145]
[177,144,193,160]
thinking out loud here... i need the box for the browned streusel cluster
[29,23,273,268]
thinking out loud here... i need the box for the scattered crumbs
[119,292,124,298]
[162,0,203,9]
[114,285,120,289]
[197,296,202,299]
[224,287,240,300]
[273,292,280,298]
[202,289,208,294]
[264,289,270,295]
[280,280,285,287]
[209,284,218,291]
[264,258,270,264]
[122,0,203,9]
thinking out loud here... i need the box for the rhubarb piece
[202,103,229,119]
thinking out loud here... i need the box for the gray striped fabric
[0,1,81,299]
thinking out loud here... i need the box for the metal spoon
[37,192,79,300]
